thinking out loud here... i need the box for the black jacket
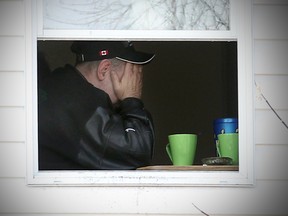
[38,64,154,170]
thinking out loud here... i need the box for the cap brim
[116,52,155,65]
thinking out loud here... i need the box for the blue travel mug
[213,118,238,156]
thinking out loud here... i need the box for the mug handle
[166,143,173,162]
[216,140,222,157]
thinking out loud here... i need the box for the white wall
[0,0,287,215]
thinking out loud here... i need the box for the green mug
[166,134,197,166]
[217,133,239,165]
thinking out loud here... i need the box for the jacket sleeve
[78,98,155,170]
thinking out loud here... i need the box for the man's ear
[97,59,111,81]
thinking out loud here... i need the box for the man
[38,41,155,170]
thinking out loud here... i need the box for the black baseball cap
[71,41,155,64]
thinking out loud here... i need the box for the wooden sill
[137,165,239,171]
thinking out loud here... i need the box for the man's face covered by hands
[109,62,143,104]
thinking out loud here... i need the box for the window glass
[43,0,230,30]
[37,40,237,168]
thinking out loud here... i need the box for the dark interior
[38,40,238,166]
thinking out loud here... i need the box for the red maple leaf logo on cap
[99,50,109,56]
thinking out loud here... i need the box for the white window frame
[26,0,254,186]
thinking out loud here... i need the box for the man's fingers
[123,63,133,79]
[110,70,120,90]
[111,62,143,100]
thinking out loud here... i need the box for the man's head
[71,41,154,104]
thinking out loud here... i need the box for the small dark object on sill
[201,157,233,166]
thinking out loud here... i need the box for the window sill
[137,165,239,171]
[27,164,253,187]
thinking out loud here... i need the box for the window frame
[26,0,254,186]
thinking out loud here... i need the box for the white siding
[255,110,288,144]
[0,179,288,215]
[0,0,25,36]
[0,0,28,212]
[255,144,288,180]
[0,142,26,177]
[255,75,288,109]
[0,72,25,106]
[254,40,288,75]
[0,0,287,215]
[0,0,26,184]
[253,3,288,40]
[253,1,288,215]
[0,107,25,142]
[253,0,288,187]
[0,37,25,71]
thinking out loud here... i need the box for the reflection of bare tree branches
[44,0,229,30]
[202,0,230,29]
[150,0,229,30]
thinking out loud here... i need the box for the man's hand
[111,63,143,100]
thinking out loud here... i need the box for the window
[38,40,238,166]
[26,0,254,186]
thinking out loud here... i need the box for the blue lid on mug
[213,118,238,124]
